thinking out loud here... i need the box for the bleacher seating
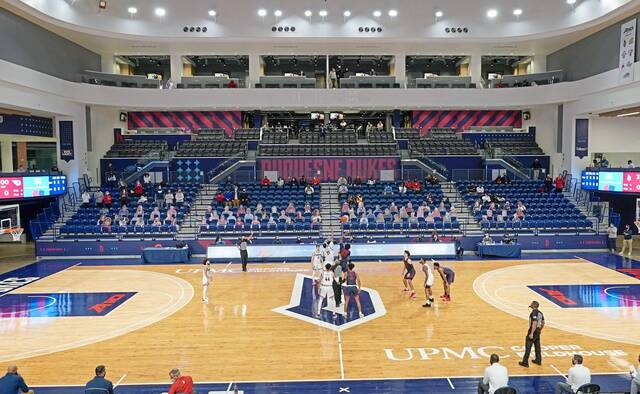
[367,131,395,143]
[484,138,544,155]
[394,128,421,140]
[105,140,167,158]
[338,181,461,234]
[299,131,357,144]
[410,139,478,155]
[234,128,261,140]
[258,144,398,157]
[261,131,289,144]
[195,128,227,140]
[457,180,592,232]
[199,183,321,235]
[176,140,246,157]
[58,183,199,238]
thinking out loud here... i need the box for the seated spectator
[356,202,366,216]
[118,205,130,218]
[416,205,425,218]
[218,216,227,227]
[476,185,485,194]
[406,202,414,214]
[82,190,91,208]
[409,212,418,225]
[554,175,565,193]
[251,217,260,228]
[244,209,254,222]
[268,216,276,225]
[311,175,321,186]
[376,213,385,223]
[277,177,285,187]
[426,214,435,224]
[502,233,513,244]
[341,201,349,213]
[312,210,322,223]
[359,214,368,226]
[481,192,491,203]
[143,172,152,185]
[467,183,478,193]
[390,202,398,214]
[431,231,440,243]
[138,194,148,205]
[477,354,508,394]
[367,178,375,187]
[383,184,393,196]
[288,177,299,188]
[432,208,440,219]
[355,195,364,205]
[495,175,505,185]
[482,233,494,245]
[150,207,161,220]
[337,176,348,187]
[223,189,234,206]
[285,202,296,215]
[299,175,307,187]
[555,355,590,394]
[338,184,349,196]
[261,176,271,188]
[85,365,113,394]
[94,190,104,208]
[215,191,225,206]
[398,184,407,194]
[239,188,249,206]
[304,185,315,200]
[175,189,185,208]
[116,215,128,227]
[101,216,113,233]
[354,176,362,185]
[165,190,175,207]
[393,214,402,224]
[347,176,354,186]
[168,368,193,394]
[135,204,144,217]
[0,365,34,394]
[628,160,636,169]
[133,180,144,197]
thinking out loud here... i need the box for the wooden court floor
[2,257,640,387]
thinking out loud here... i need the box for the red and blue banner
[127,111,242,137]
[258,157,400,181]
[412,110,522,134]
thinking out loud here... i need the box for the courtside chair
[576,383,600,394]
[494,387,517,394]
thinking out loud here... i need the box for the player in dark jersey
[402,250,417,299]
[433,261,454,301]
[343,263,364,320]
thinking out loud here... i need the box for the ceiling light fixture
[513,8,522,16]
[388,9,398,17]
[435,10,443,18]
[373,10,382,18]
[343,10,351,17]
[566,0,577,4]
[127,6,137,14]
[274,10,282,17]
[617,111,640,117]
[258,8,267,17]
[319,10,328,17]
[154,7,166,16]
[304,10,312,17]
[487,9,498,18]
[208,10,216,17]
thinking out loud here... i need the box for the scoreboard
[0,175,66,200]
[582,170,640,193]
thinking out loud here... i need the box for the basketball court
[1,253,639,393]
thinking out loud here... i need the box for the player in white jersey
[419,259,435,308]
[201,259,214,303]
[323,240,335,266]
[316,263,336,318]
[311,244,324,287]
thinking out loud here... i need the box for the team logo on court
[272,274,386,331]
[529,284,640,308]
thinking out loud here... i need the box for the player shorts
[404,268,416,280]
[319,285,333,299]
[445,272,455,284]
[344,285,359,296]
[424,276,434,288]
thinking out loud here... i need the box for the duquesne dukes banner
[412,110,522,135]
[258,157,400,181]
[127,111,241,137]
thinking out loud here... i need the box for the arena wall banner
[257,157,400,181]
[619,18,636,84]
[575,119,589,159]
[59,120,75,162]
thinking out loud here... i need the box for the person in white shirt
[630,353,640,394]
[175,189,185,207]
[476,185,485,194]
[628,160,636,169]
[478,354,509,394]
[555,355,591,394]
[81,191,91,208]
[316,263,336,318]
[164,190,174,206]
[201,259,213,303]
[310,244,324,286]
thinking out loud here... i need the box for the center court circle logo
[272,274,386,332]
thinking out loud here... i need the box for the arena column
[170,55,183,85]
[56,110,90,183]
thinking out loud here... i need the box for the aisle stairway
[440,181,480,235]
[562,191,608,233]
[320,183,341,238]
[178,183,217,239]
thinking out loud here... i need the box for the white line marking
[114,373,127,388]
[550,364,567,380]
[338,331,345,380]
[226,382,233,391]
[446,377,455,390]
[223,262,232,272]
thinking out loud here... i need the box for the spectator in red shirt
[168,369,193,394]
[554,175,565,193]
[133,180,144,197]
[103,191,113,208]
[215,191,225,206]
[311,176,321,186]
[227,80,237,88]
[261,176,271,189]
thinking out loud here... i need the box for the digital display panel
[598,172,623,192]
[0,175,66,200]
[622,172,640,193]
[581,171,599,190]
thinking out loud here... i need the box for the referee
[238,232,253,272]
[519,300,544,367]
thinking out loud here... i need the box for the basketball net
[7,227,23,242]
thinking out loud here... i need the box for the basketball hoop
[3,227,23,242]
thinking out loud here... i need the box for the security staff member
[519,300,545,367]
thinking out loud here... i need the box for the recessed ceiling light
[258,8,267,17]
[373,10,382,18]
[566,0,577,4]
[343,10,351,17]
[435,10,443,18]
[127,6,137,14]
[154,7,166,17]
[513,8,522,16]
[319,10,327,17]
[487,9,498,18]
[208,10,216,17]
[274,10,282,17]
[304,10,312,17]
[388,9,398,17]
